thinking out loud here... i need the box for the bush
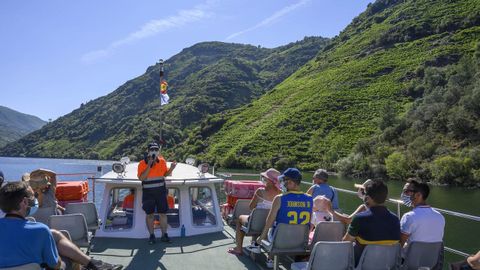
[430,155,470,184]
[385,151,409,180]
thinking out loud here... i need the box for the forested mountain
[0,106,46,147]
[179,0,480,186]
[0,37,329,159]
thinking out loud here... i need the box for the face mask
[401,193,413,207]
[148,150,159,158]
[27,198,39,216]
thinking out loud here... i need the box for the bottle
[181,224,186,237]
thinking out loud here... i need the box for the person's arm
[306,186,314,196]
[400,233,410,247]
[257,195,281,244]
[467,250,480,269]
[399,213,412,247]
[165,161,177,176]
[249,189,261,210]
[138,160,153,181]
[342,215,359,242]
[43,228,62,269]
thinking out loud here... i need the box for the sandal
[227,248,242,255]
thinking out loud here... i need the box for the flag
[160,80,169,106]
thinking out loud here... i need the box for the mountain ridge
[0,106,46,147]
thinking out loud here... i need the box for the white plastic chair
[355,243,401,270]
[291,241,354,270]
[402,241,443,270]
[227,199,250,225]
[309,221,344,248]
[241,208,269,236]
[49,213,92,254]
[29,206,56,225]
[65,202,100,233]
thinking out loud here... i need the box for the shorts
[142,186,169,214]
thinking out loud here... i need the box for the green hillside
[0,37,329,159]
[0,106,46,147]
[179,0,480,186]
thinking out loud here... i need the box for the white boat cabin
[95,162,224,239]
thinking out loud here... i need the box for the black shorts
[142,185,169,214]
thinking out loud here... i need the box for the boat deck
[89,223,291,270]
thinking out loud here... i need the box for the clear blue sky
[0,0,372,121]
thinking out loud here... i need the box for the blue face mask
[27,198,39,216]
[401,193,413,207]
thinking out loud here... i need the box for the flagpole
[158,59,164,150]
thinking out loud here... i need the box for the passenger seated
[24,169,65,213]
[307,169,339,210]
[122,189,135,224]
[0,181,123,270]
[342,179,400,266]
[227,168,281,256]
[256,168,312,268]
[308,195,333,243]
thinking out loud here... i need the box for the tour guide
[137,142,176,244]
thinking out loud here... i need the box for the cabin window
[154,188,180,229]
[189,187,217,227]
[104,187,136,231]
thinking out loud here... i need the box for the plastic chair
[402,241,443,270]
[0,263,41,270]
[355,243,401,270]
[291,241,354,270]
[29,206,56,225]
[261,223,310,270]
[65,202,100,233]
[227,199,250,225]
[241,208,269,236]
[309,221,344,248]
[49,213,92,254]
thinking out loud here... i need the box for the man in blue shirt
[0,181,123,270]
[257,168,312,268]
[307,168,339,210]
[0,181,60,269]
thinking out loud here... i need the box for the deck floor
[89,224,293,270]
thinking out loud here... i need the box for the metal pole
[158,59,164,150]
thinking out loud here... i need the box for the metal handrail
[300,181,479,258]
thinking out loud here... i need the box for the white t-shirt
[311,210,333,226]
[400,205,445,243]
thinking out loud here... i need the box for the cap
[279,168,302,183]
[148,142,160,150]
[260,168,281,189]
[313,169,329,180]
[354,179,373,189]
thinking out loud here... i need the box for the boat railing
[298,181,478,258]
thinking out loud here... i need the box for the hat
[148,142,160,150]
[279,168,302,183]
[354,179,373,189]
[24,172,50,190]
[260,168,281,188]
[313,169,329,180]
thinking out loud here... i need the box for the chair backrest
[232,199,250,220]
[245,208,270,234]
[0,263,41,270]
[49,213,88,244]
[403,241,443,270]
[356,243,401,270]
[29,206,56,225]
[308,241,354,270]
[271,223,310,251]
[65,202,99,229]
[310,221,344,247]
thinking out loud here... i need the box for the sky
[0,0,372,121]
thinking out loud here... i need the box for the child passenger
[309,195,333,243]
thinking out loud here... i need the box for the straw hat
[260,168,281,188]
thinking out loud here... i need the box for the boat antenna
[158,59,165,152]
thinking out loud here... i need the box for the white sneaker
[266,258,273,268]
[245,243,261,254]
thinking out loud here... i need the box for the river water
[1,157,478,266]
